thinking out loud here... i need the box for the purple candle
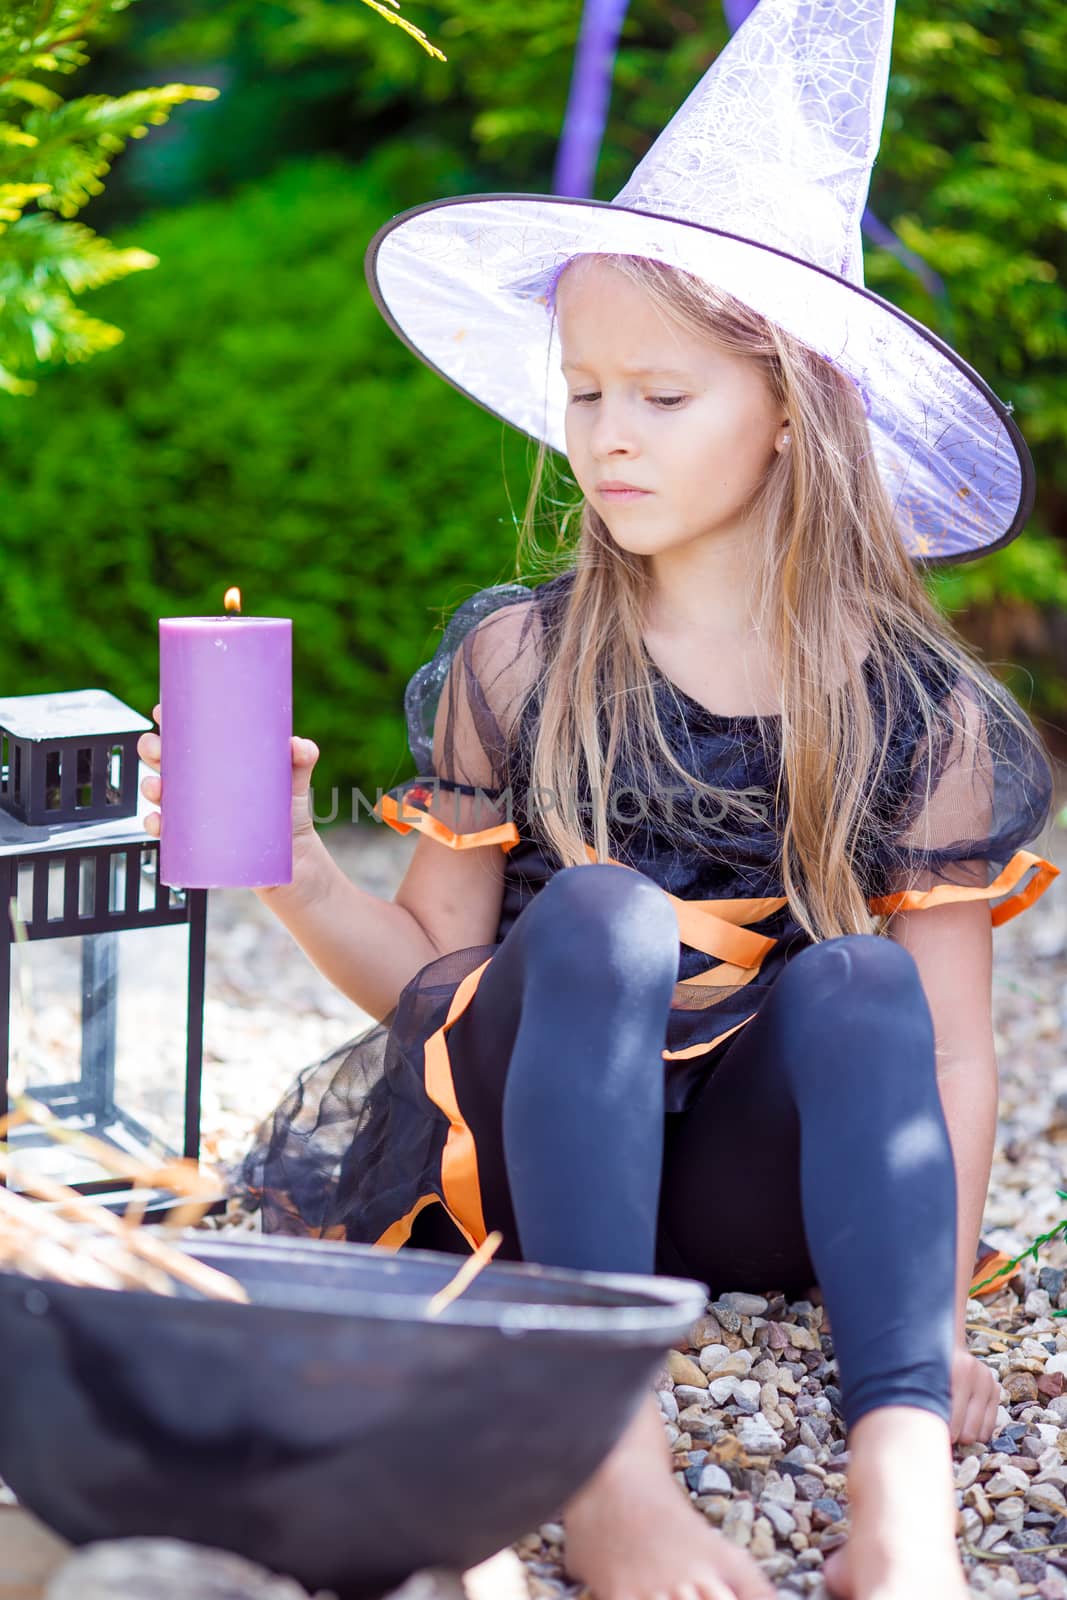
[159,588,292,889]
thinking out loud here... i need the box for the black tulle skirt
[234,937,791,1256]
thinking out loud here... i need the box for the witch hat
[365,0,1032,565]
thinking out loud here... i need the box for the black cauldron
[0,1233,707,1598]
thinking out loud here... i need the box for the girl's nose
[588,396,638,456]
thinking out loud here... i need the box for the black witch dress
[237,569,1059,1255]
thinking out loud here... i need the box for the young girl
[139,5,1060,1598]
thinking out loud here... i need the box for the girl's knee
[773,934,936,1073]
[546,861,679,935]
[779,931,924,1009]
[527,862,679,987]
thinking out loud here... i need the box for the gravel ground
[7,780,1067,1597]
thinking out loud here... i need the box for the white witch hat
[365,0,1032,565]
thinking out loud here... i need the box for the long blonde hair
[508,252,1051,942]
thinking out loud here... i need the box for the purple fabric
[553,0,632,198]
[722,0,760,30]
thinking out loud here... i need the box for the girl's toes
[822,1543,854,1600]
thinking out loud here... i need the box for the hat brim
[365,193,1034,567]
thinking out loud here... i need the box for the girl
[140,4,1060,1597]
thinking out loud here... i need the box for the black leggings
[437,862,958,1433]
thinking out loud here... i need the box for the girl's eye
[568,393,687,408]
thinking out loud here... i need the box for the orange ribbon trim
[581,844,782,973]
[376,790,520,853]
[869,848,1060,927]
[662,1011,759,1062]
[373,1191,444,1252]
[420,958,493,1248]
[378,786,1057,938]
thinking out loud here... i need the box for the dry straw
[427,1229,504,1317]
[0,1093,247,1302]
[0,1098,506,1318]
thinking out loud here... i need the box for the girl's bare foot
[821,1406,969,1600]
[562,1392,776,1600]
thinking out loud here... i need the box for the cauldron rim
[0,1231,710,1339]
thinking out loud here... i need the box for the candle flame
[223,587,242,614]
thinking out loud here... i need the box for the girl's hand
[136,704,321,848]
[950,1345,1001,1445]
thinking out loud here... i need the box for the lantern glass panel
[45,751,60,811]
[76,747,92,809]
[108,746,122,803]
[7,916,193,1190]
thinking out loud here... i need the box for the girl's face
[555,261,788,560]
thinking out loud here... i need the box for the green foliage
[0,0,217,393]
[926,534,1067,715]
[930,535,1067,615]
[0,154,532,799]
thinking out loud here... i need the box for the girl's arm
[256,824,506,1023]
[887,896,998,1346]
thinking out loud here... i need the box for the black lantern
[0,691,208,1202]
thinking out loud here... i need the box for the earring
[781,432,791,449]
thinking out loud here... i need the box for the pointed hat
[365,0,1033,565]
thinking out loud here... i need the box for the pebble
[718,1292,769,1318]
[1005,1372,1041,1403]
[657,1389,679,1423]
[810,1498,843,1528]
[709,1302,743,1335]
[666,1351,707,1388]
[762,1474,797,1508]
[988,1466,1033,1497]
[697,1343,734,1373]
[735,1414,785,1454]
[749,1516,776,1559]
[674,1384,711,1409]
[677,1404,714,1438]
[1041,1268,1067,1301]
[760,1500,796,1537]
[721,1499,754,1546]
[696,1464,732,1495]
[1031,1483,1067,1514]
